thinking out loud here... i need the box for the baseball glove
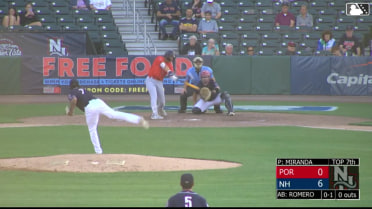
[200,87,211,101]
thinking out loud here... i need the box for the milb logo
[330,166,359,190]
[346,3,370,16]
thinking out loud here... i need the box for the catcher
[192,70,235,116]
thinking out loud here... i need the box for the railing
[123,0,157,55]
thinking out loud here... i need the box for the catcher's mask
[164,50,175,62]
[193,56,203,70]
[201,70,211,85]
[69,79,80,89]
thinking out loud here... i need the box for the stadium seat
[31,0,48,7]
[76,16,95,25]
[220,32,240,40]
[257,16,274,24]
[357,17,372,24]
[50,0,69,7]
[273,25,294,34]
[199,33,220,41]
[44,24,62,31]
[318,9,338,16]
[303,32,320,41]
[241,33,261,41]
[282,33,303,42]
[53,7,71,15]
[105,47,128,56]
[8,0,25,7]
[62,24,81,31]
[218,24,236,32]
[299,39,317,49]
[236,23,253,33]
[57,15,75,25]
[240,40,259,49]
[260,8,276,15]
[99,24,118,32]
[260,40,282,48]
[39,15,57,24]
[222,8,240,16]
[80,23,100,32]
[261,32,282,40]
[313,24,331,31]
[257,48,274,56]
[309,1,328,9]
[218,15,238,25]
[255,24,273,32]
[255,0,273,8]
[237,1,254,11]
[25,25,44,31]
[239,16,257,24]
[220,1,237,8]
[241,8,257,16]
[337,17,357,25]
[296,50,314,56]
[315,16,336,27]
[34,7,51,15]
[101,31,122,40]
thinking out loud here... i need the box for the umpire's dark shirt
[167,190,208,207]
[68,88,96,112]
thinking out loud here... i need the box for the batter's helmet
[69,78,80,89]
[164,50,175,61]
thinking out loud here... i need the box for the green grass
[0,126,371,207]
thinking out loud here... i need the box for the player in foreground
[192,70,235,116]
[66,79,149,154]
[166,173,209,207]
[145,50,178,119]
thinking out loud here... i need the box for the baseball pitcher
[66,79,149,154]
[192,71,235,116]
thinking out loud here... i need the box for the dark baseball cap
[181,173,194,188]
[281,2,289,7]
[288,41,296,47]
[346,25,354,31]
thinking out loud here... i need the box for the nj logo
[346,3,370,16]
[330,166,359,190]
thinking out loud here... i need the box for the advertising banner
[19,56,211,95]
[329,56,372,96]
[0,32,86,56]
[291,56,331,95]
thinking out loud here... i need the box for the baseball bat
[185,82,200,90]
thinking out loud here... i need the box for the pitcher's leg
[85,106,103,154]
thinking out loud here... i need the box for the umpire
[166,173,209,207]
[178,56,222,113]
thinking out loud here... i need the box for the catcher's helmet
[201,70,211,78]
[69,78,80,89]
[164,50,175,61]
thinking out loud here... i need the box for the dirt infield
[1,95,371,173]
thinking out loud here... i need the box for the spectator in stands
[285,41,297,55]
[201,0,221,20]
[191,0,202,18]
[331,46,342,56]
[224,43,234,56]
[202,38,220,56]
[90,0,111,10]
[317,30,336,52]
[2,7,20,27]
[296,4,313,27]
[197,11,218,34]
[246,46,255,56]
[71,0,90,10]
[180,35,202,56]
[338,25,361,56]
[275,2,295,27]
[157,0,181,40]
[20,3,42,26]
[179,8,198,34]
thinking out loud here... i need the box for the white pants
[84,98,142,154]
[194,93,222,112]
[145,76,165,115]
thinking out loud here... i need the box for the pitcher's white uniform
[67,79,148,154]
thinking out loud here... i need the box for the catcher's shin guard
[221,91,234,113]
[192,107,203,114]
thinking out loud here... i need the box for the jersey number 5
[185,196,192,207]
[79,88,85,94]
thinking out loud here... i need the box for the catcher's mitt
[200,87,211,101]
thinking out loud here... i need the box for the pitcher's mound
[0,154,241,173]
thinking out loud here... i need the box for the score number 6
[318,168,324,188]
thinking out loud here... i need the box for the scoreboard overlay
[276,158,359,200]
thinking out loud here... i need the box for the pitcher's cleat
[140,118,150,129]
[227,112,235,116]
